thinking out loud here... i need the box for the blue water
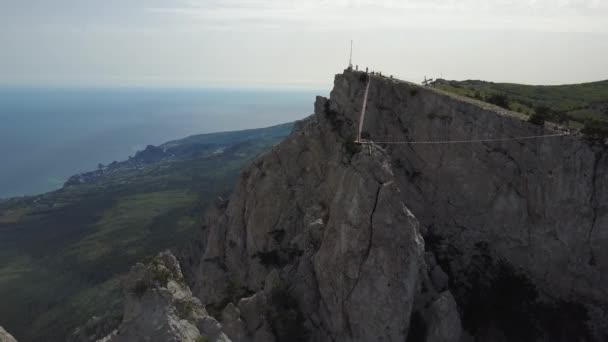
[0,86,325,198]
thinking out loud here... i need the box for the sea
[0,86,325,198]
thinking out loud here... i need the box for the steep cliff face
[335,70,608,297]
[180,95,458,341]
[329,71,608,340]
[108,70,607,341]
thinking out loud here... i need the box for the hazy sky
[1,0,607,87]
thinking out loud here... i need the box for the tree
[529,106,550,126]
[486,93,510,109]
[528,113,545,126]
[582,119,608,144]
[535,106,551,117]
[553,111,569,125]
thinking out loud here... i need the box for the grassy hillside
[432,79,608,127]
[0,122,293,342]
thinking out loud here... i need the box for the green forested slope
[0,122,293,342]
[432,79,608,126]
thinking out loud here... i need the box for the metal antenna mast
[349,40,353,69]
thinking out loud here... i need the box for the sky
[1,0,607,88]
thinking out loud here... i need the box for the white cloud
[1,0,606,86]
[149,0,608,33]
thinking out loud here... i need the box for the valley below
[0,123,293,341]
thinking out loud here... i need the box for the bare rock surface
[104,69,607,341]
[0,326,17,342]
[99,251,230,342]
[331,71,608,340]
[178,73,461,341]
[425,291,462,342]
[335,71,608,302]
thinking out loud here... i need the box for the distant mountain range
[0,122,293,342]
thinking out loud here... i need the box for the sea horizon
[0,85,326,198]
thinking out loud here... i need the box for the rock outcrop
[179,73,462,341]
[106,69,607,341]
[330,71,608,340]
[99,251,230,342]
[0,326,17,342]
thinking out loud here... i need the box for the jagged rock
[220,292,276,342]
[218,270,285,342]
[425,291,462,342]
[424,252,449,291]
[222,269,326,342]
[69,313,122,342]
[0,326,17,342]
[426,253,449,292]
[99,251,230,342]
[330,71,608,340]
[180,73,450,341]
[430,266,449,292]
[312,164,424,340]
[236,292,275,342]
[221,304,247,341]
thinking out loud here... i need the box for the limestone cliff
[179,97,454,341]
[107,70,607,341]
[0,326,17,342]
[99,251,230,342]
[329,71,607,340]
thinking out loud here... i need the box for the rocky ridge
[106,70,607,341]
[100,251,229,342]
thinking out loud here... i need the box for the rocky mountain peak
[103,69,607,341]
[176,73,463,341]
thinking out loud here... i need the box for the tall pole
[357,78,371,143]
[349,40,353,69]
